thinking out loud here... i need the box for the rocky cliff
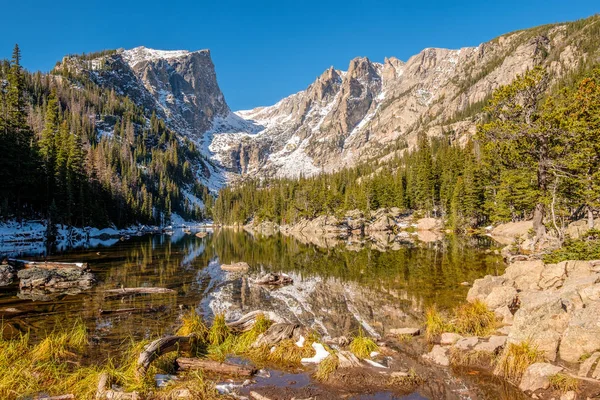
[208,16,600,181]
[60,16,600,188]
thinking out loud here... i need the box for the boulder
[473,335,507,354]
[560,391,577,400]
[538,262,566,290]
[494,306,514,325]
[504,260,545,291]
[467,275,507,303]
[366,213,396,232]
[453,336,479,351]
[490,220,533,245]
[440,332,463,345]
[509,292,571,361]
[0,264,16,286]
[422,345,449,366]
[519,362,563,392]
[559,301,600,363]
[484,286,518,310]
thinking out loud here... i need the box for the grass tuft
[389,368,424,387]
[451,300,497,336]
[494,341,545,383]
[549,373,580,393]
[425,306,450,342]
[349,329,380,359]
[208,314,231,346]
[314,354,339,382]
[177,309,209,338]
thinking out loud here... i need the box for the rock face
[0,264,16,286]
[467,259,600,363]
[206,18,599,182]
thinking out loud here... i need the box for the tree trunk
[532,202,546,245]
[588,206,595,230]
[176,358,256,377]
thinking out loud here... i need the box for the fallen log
[176,357,256,377]
[8,258,88,270]
[104,287,176,298]
[226,310,286,333]
[34,395,75,400]
[252,323,303,348]
[220,262,249,272]
[255,273,293,286]
[136,335,194,378]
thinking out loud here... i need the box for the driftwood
[176,357,256,377]
[96,373,139,400]
[98,305,167,315]
[8,258,88,270]
[220,262,249,272]
[104,287,176,298]
[136,335,194,378]
[226,310,286,333]
[252,323,303,348]
[34,395,75,400]
[255,273,293,286]
[195,231,208,238]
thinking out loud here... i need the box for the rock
[337,350,361,368]
[578,352,600,377]
[484,286,518,310]
[538,262,567,290]
[467,275,508,303]
[496,325,512,335]
[416,218,442,231]
[504,260,545,291]
[560,391,577,400]
[220,262,250,272]
[366,212,396,232]
[422,345,450,366]
[509,292,570,361]
[494,306,514,325]
[473,335,507,353]
[519,362,563,392]
[490,220,533,245]
[389,327,420,336]
[559,301,600,363]
[453,336,479,350]
[255,273,293,286]
[440,332,463,345]
[17,266,95,290]
[0,264,16,286]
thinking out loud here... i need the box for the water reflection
[0,229,504,357]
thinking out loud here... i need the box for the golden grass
[449,348,494,367]
[349,329,380,359]
[451,300,497,336]
[208,314,231,346]
[425,306,450,342]
[232,313,272,354]
[177,309,209,338]
[549,373,580,393]
[425,301,497,341]
[151,370,222,400]
[314,354,339,382]
[494,341,545,384]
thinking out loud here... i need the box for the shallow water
[0,229,517,398]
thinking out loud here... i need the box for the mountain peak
[121,46,210,67]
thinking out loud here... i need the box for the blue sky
[0,1,597,110]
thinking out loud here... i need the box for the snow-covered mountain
[67,18,599,189]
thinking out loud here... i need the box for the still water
[0,229,517,399]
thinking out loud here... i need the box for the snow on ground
[268,137,321,178]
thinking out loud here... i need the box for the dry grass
[208,314,231,346]
[449,348,494,367]
[350,329,380,359]
[177,309,209,338]
[151,370,222,400]
[451,300,497,336]
[314,354,339,382]
[494,341,545,384]
[425,306,450,342]
[549,373,580,393]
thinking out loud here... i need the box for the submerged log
[252,323,303,348]
[98,305,168,315]
[255,273,293,286]
[136,335,194,378]
[8,258,88,270]
[104,287,176,298]
[226,310,286,332]
[176,357,256,376]
[18,266,95,290]
[220,262,249,272]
